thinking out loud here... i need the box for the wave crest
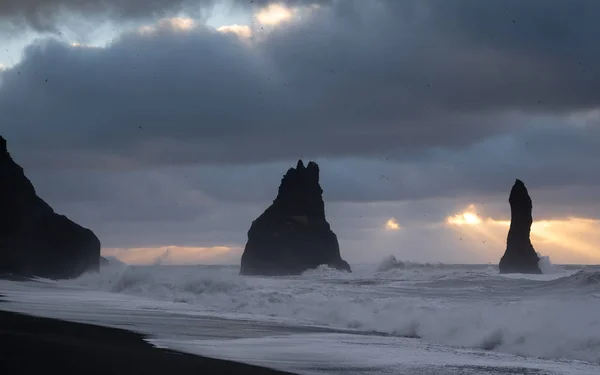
[377,255,446,272]
[62,263,600,364]
[555,270,600,287]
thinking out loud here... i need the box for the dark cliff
[0,136,101,279]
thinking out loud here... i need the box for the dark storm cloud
[430,0,600,58]
[21,138,600,259]
[0,0,190,32]
[0,0,332,32]
[24,127,600,225]
[2,0,600,234]
[26,159,462,250]
[2,0,598,263]
[2,0,600,169]
[425,0,600,110]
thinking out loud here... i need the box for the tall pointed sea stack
[0,136,101,279]
[240,160,351,275]
[499,179,542,274]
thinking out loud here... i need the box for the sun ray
[447,204,600,263]
[446,204,482,226]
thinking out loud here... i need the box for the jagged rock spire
[240,160,350,275]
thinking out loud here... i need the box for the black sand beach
[0,309,295,375]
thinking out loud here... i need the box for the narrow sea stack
[240,160,351,275]
[0,136,101,279]
[499,179,542,274]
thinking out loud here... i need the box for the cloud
[255,3,293,25]
[447,205,482,226]
[2,1,600,264]
[385,218,401,231]
[2,0,599,170]
[18,158,600,265]
[17,137,600,220]
[217,24,253,39]
[0,0,331,33]
[0,0,191,32]
[138,17,197,34]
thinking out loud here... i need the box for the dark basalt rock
[0,136,101,279]
[499,179,542,274]
[240,160,351,275]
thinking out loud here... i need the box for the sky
[1,0,600,266]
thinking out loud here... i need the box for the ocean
[1,257,599,375]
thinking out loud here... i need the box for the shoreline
[0,309,296,375]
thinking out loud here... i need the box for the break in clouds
[1,0,599,264]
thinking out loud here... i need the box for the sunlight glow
[70,42,100,48]
[103,245,242,265]
[495,218,600,261]
[256,4,294,26]
[168,17,196,30]
[212,2,319,41]
[138,17,196,35]
[385,218,401,231]
[217,24,253,39]
[447,204,600,264]
[447,205,482,226]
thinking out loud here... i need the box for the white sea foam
[538,253,562,274]
[51,259,600,363]
[2,258,600,372]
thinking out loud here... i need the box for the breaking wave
[58,260,600,364]
[376,255,447,272]
[548,270,600,288]
[538,254,561,274]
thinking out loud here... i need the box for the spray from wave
[60,259,600,364]
[538,254,561,274]
[153,249,172,265]
[376,255,446,272]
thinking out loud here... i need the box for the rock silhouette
[499,179,542,274]
[240,160,351,275]
[0,136,101,279]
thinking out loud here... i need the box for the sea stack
[499,179,542,274]
[240,160,351,275]
[0,135,101,279]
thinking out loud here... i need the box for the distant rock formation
[240,160,351,275]
[0,136,101,279]
[499,179,542,274]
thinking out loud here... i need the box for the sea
[1,256,600,375]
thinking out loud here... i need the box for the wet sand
[0,309,295,375]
